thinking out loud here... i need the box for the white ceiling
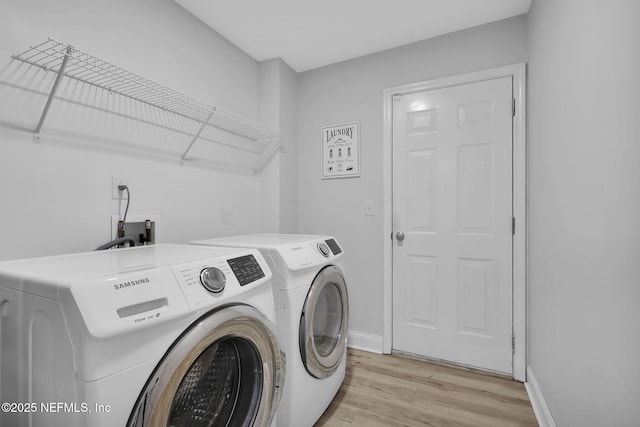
[175,0,531,72]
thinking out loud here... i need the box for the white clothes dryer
[0,244,285,427]
[191,234,349,427]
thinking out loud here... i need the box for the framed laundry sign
[321,121,360,179]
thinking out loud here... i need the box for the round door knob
[200,267,226,293]
[395,232,405,242]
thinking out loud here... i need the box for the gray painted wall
[0,0,282,260]
[297,16,527,339]
[527,0,640,425]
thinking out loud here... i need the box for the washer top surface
[192,234,344,272]
[0,244,274,340]
[0,244,243,284]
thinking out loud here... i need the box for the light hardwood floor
[315,349,538,427]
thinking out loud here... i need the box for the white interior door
[392,77,513,374]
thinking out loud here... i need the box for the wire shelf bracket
[31,45,72,142]
[180,110,215,165]
[10,38,281,172]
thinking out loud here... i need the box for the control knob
[200,267,226,293]
[317,242,330,257]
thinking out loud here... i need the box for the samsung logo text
[114,278,150,290]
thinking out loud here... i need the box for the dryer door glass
[313,282,343,357]
[300,265,349,379]
[127,306,284,427]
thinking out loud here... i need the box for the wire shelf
[9,38,280,172]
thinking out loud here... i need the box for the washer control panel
[171,249,270,311]
[227,254,265,286]
[199,267,226,293]
[325,238,342,255]
[317,242,331,257]
[57,247,271,340]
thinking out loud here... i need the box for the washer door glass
[168,338,260,426]
[128,305,285,427]
[300,265,349,379]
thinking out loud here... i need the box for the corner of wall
[258,57,300,233]
[525,365,557,427]
[277,59,299,233]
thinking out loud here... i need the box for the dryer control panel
[276,237,343,271]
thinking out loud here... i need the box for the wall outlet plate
[112,176,127,199]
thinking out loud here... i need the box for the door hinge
[512,217,516,235]
[512,98,516,117]
[512,334,516,354]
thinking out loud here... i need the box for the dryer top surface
[194,233,330,247]
[192,234,344,272]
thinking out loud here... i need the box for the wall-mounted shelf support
[32,45,72,142]
[9,38,281,172]
[256,138,281,173]
[180,110,214,165]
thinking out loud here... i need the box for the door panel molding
[382,63,526,381]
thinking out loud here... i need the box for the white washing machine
[0,244,285,427]
[191,234,349,427]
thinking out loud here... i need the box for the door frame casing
[382,63,527,381]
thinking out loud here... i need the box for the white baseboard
[525,365,557,427]
[347,330,384,354]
